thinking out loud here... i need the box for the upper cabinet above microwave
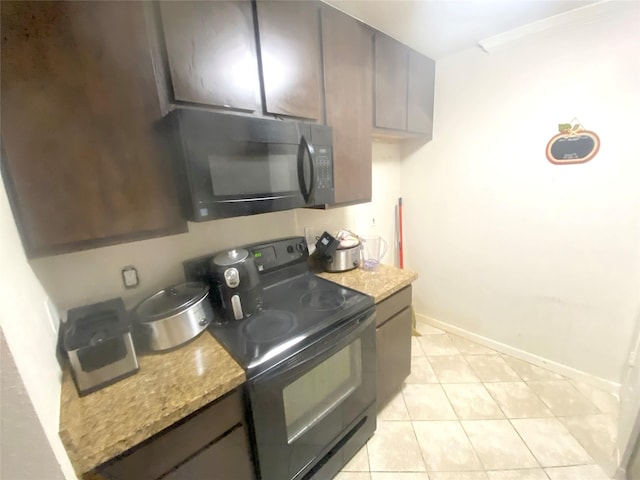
[159,1,261,112]
[255,0,324,121]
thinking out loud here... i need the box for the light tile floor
[337,321,619,480]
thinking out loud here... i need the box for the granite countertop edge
[316,263,418,303]
[58,333,245,476]
[61,374,245,475]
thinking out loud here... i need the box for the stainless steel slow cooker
[134,282,213,351]
[323,241,362,272]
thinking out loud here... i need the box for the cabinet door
[374,33,408,131]
[1,1,186,257]
[407,50,436,136]
[164,426,254,480]
[321,6,372,205]
[376,307,412,409]
[256,0,322,120]
[159,1,260,111]
[98,390,243,480]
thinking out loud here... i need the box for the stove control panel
[183,237,309,282]
[248,237,308,273]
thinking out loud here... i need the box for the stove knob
[296,243,305,252]
[287,245,294,254]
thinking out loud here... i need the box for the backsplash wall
[30,142,402,315]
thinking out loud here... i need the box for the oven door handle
[252,307,375,384]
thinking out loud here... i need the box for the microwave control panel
[315,147,333,190]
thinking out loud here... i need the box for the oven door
[246,309,376,480]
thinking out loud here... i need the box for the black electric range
[184,237,375,378]
[184,237,377,480]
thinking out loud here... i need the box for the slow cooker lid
[337,237,360,250]
[136,282,208,321]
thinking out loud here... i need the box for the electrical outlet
[122,266,139,288]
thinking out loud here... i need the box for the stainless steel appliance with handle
[161,109,334,221]
[211,248,264,323]
[63,298,139,396]
[133,282,213,351]
[314,230,362,272]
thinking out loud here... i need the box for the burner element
[300,289,346,311]
[289,277,320,291]
[242,310,297,343]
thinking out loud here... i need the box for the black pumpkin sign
[546,130,600,165]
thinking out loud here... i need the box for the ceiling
[325,0,598,59]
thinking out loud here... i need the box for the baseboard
[416,313,622,396]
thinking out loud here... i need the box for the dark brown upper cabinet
[374,32,435,139]
[374,33,409,131]
[321,6,373,205]
[1,1,186,257]
[159,1,261,111]
[255,0,323,120]
[407,50,436,136]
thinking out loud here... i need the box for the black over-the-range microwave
[161,109,334,221]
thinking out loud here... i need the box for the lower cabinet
[97,389,254,480]
[164,427,253,480]
[375,286,412,409]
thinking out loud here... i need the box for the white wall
[1,331,65,480]
[0,173,76,478]
[401,1,640,385]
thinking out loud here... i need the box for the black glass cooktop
[184,236,375,378]
[210,272,374,377]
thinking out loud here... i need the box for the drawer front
[164,426,254,480]
[376,307,412,409]
[375,285,412,328]
[99,390,243,480]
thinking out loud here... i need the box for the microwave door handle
[297,135,315,203]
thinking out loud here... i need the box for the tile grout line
[415,325,611,479]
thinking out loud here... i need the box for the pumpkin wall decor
[546,121,600,165]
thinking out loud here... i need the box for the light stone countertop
[317,263,418,303]
[59,332,245,476]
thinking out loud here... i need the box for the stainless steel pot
[323,243,362,272]
[134,282,213,351]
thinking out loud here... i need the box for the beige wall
[1,331,65,480]
[0,170,76,478]
[401,1,640,384]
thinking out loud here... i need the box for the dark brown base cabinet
[375,286,412,410]
[97,390,254,480]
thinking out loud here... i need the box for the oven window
[282,339,362,444]
[209,143,298,196]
